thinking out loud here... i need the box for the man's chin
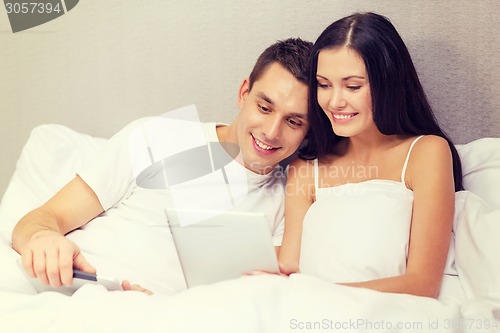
[244,161,277,175]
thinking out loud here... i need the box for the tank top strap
[313,158,319,193]
[401,135,425,183]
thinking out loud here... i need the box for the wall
[1,0,500,196]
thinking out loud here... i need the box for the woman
[278,12,462,298]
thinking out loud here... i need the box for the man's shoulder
[122,117,211,141]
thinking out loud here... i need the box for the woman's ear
[237,78,251,110]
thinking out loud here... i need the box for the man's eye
[259,104,270,112]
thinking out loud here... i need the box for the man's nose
[265,115,282,141]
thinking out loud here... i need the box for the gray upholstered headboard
[1,0,499,196]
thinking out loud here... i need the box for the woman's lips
[331,112,359,123]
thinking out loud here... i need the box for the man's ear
[237,78,251,110]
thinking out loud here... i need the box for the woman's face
[316,47,375,138]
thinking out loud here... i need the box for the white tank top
[299,136,424,283]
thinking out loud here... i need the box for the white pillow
[454,190,500,299]
[0,124,107,239]
[457,138,500,208]
[0,124,186,294]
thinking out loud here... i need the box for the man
[12,38,312,294]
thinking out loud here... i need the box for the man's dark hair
[248,38,313,91]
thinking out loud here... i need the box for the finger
[21,250,35,278]
[45,248,63,288]
[121,280,152,295]
[73,252,96,274]
[242,271,271,277]
[58,247,76,287]
[121,280,132,290]
[132,284,153,295]
[32,251,49,286]
[278,263,294,276]
[246,269,288,277]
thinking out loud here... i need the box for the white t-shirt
[67,116,286,294]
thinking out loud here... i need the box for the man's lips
[252,135,280,155]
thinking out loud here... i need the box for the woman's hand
[243,263,294,277]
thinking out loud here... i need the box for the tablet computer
[165,208,279,288]
[17,259,122,295]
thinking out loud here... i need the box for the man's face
[235,62,309,174]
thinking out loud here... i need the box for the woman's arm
[278,158,315,275]
[342,135,455,298]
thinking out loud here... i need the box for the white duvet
[0,233,491,333]
[1,124,500,333]
[0,256,498,333]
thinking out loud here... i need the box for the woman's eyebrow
[342,75,366,81]
[316,74,366,81]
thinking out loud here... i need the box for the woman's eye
[317,82,330,89]
[348,86,361,91]
[287,118,302,127]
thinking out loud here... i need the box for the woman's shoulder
[289,157,314,172]
[404,135,452,171]
[410,135,451,157]
[289,156,315,168]
[288,158,315,182]
[405,135,453,187]
[286,158,316,201]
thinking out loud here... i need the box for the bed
[0,121,499,333]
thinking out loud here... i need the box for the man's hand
[121,280,153,295]
[19,230,96,288]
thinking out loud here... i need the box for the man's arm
[12,175,104,288]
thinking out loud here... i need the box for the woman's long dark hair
[302,12,463,191]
